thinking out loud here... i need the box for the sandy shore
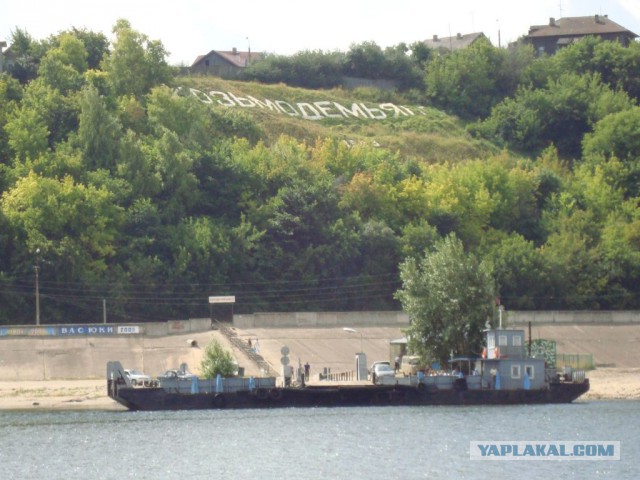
[0,379,126,411]
[580,368,640,401]
[0,368,637,411]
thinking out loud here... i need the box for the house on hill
[423,32,487,52]
[191,48,263,76]
[525,15,638,56]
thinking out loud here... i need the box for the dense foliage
[1,21,639,326]
[242,41,425,91]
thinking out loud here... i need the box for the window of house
[525,365,535,379]
[511,365,521,379]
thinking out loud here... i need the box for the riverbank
[0,368,637,411]
[581,367,640,401]
[0,379,125,411]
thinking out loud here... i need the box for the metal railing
[556,353,594,370]
[323,370,356,382]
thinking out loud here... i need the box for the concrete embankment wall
[0,318,213,381]
[233,310,640,329]
[2,311,640,381]
[138,318,212,336]
[233,311,410,329]
[0,329,232,381]
[508,311,640,324]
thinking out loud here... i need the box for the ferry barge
[107,328,589,411]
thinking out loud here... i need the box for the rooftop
[528,15,638,38]
[423,32,486,51]
[192,49,263,68]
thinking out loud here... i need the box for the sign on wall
[117,326,141,334]
[209,296,236,304]
[58,325,115,336]
[0,326,57,336]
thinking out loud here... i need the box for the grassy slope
[178,77,499,163]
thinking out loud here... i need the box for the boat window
[525,365,535,379]
[513,335,522,346]
[498,335,508,346]
[511,365,521,379]
[487,333,495,349]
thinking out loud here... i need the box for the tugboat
[107,328,589,411]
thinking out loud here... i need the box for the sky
[2,0,640,66]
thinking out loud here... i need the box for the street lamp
[344,327,367,381]
[34,248,40,326]
[343,327,363,353]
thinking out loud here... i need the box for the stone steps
[215,321,277,376]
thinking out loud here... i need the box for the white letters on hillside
[178,87,430,121]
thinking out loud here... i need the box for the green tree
[1,171,121,322]
[116,131,160,198]
[144,129,198,222]
[475,73,633,158]
[37,33,87,95]
[395,234,495,364]
[243,50,344,89]
[0,74,23,166]
[67,28,110,70]
[77,85,121,171]
[4,104,49,163]
[382,43,423,89]
[583,107,640,171]
[102,19,172,98]
[6,28,47,84]
[344,41,386,79]
[424,38,506,119]
[551,36,640,102]
[480,232,546,310]
[408,40,433,68]
[1,171,120,267]
[200,338,236,378]
[597,204,640,308]
[13,78,79,149]
[254,177,343,281]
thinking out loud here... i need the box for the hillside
[2,30,640,326]
[177,77,499,163]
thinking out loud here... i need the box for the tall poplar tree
[395,234,495,365]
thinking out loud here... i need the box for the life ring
[213,393,226,408]
[269,389,283,401]
[256,388,269,401]
[494,347,500,359]
[481,347,487,359]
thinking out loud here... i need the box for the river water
[0,401,637,480]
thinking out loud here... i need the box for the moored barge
[107,328,589,411]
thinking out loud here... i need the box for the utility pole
[34,264,40,326]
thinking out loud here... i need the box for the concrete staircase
[214,321,277,376]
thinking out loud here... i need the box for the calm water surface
[0,401,637,480]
